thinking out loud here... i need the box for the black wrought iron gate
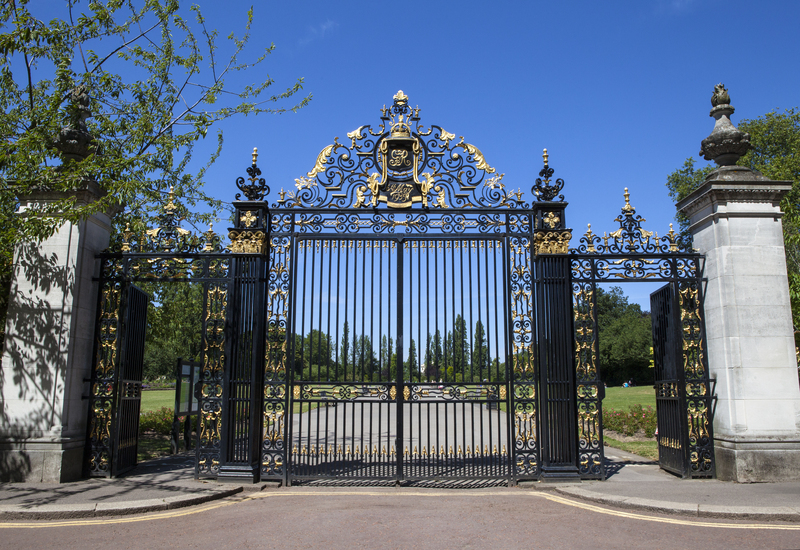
[112,285,148,476]
[650,283,687,476]
[87,90,716,482]
[287,236,511,483]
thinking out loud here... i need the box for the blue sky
[188,0,798,306]
[45,0,800,307]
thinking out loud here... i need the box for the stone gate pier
[677,86,800,481]
[0,184,113,482]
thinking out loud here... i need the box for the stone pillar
[0,184,114,482]
[676,85,800,482]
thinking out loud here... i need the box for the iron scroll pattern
[572,280,603,478]
[87,194,231,478]
[198,279,227,477]
[570,190,715,478]
[270,211,531,238]
[262,232,291,479]
[509,234,540,479]
[276,90,524,212]
[86,268,122,476]
[680,281,714,475]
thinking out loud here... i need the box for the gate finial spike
[542,148,549,167]
[622,187,634,213]
[252,147,258,166]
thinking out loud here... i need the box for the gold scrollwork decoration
[687,402,710,441]
[534,230,572,255]
[240,211,257,228]
[228,230,266,254]
[283,91,512,210]
[307,144,334,178]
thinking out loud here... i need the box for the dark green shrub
[603,405,656,438]
[139,406,174,435]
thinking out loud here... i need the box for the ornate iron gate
[111,285,148,476]
[86,193,230,478]
[86,91,715,482]
[651,283,688,476]
[251,90,574,484]
[570,190,715,478]
[286,236,511,483]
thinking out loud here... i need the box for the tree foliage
[141,282,203,380]
[595,287,653,385]
[0,0,309,349]
[666,109,800,330]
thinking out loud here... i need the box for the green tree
[443,329,453,381]
[423,333,433,381]
[595,287,653,385]
[452,315,469,376]
[0,1,309,351]
[380,334,393,379]
[471,320,488,380]
[405,338,418,381]
[339,321,350,379]
[352,334,377,381]
[141,282,203,380]
[303,329,331,376]
[427,329,443,381]
[666,109,800,331]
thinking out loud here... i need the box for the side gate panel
[112,285,149,477]
[651,283,688,477]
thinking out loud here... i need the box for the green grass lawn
[602,386,655,411]
[141,389,175,412]
[602,386,658,460]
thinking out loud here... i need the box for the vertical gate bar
[459,240,467,474]
[474,240,482,479]
[324,239,332,382]
[327,241,336,476]
[299,241,308,385]
[396,238,404,482]
[285,227,298,484]
[359,240,366,383]
[458,239,465,383]
[303,243,311,474]
[501,234,514,482]
[343,241,351,381]
[410,241,416,475]
[309,241,317,383]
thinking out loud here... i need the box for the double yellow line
[2,490,799,531]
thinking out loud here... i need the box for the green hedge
[139,407,174,435]
[602,404,656,438]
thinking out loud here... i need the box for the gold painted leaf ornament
[307,144,334,178]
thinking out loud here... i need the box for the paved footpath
[2,449,800,549]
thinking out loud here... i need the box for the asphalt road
[290,402,510,478]
[291,401,508,446]
[3,487,800,549]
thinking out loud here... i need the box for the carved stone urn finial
[699,83,750,166]
[53,85,94,163]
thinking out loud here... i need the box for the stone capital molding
[16,180,122,219]
[677,171,792,232]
